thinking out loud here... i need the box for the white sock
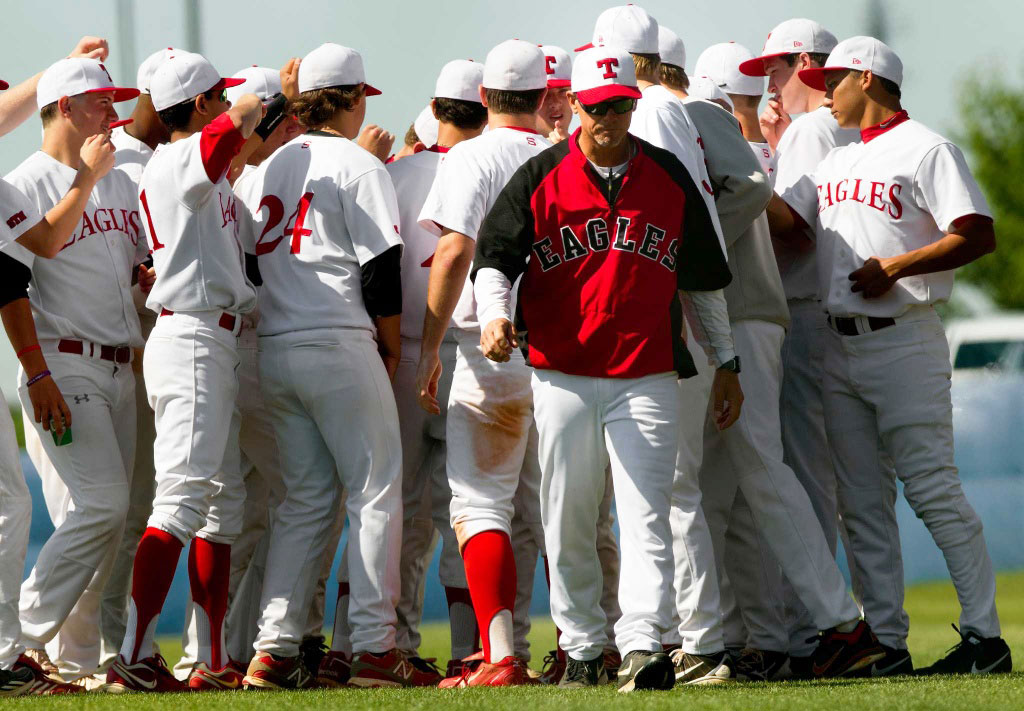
[487,610,514,663]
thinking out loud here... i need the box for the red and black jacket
[472,128,731,379]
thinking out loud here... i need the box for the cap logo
[852,57,862,65]
[98,63,113,83]
[792,40,804,48]
[596,57,620,79]
[545,55,556,75]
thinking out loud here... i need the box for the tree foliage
[957,74,1024,308]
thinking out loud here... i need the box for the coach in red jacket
[471,45,740,691]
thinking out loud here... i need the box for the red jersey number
[254,192,315,255]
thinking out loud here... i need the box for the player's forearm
[766,193,813,251]
[0,72,42,138]
[1,298,48,378]
[681,288,735,366]
[421,231,474,352]
[18,175,97,258]
[886,218,996,280]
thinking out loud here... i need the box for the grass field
[9,572,1024,710]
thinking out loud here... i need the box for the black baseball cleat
[811,621,886,678]
[670,649,733,685]
[733,648,789,681]
[558,657,608,688]
[616,650,675,693]
[915,625,1012,676]
[850,645,913,677]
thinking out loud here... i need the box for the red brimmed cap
[36,58,139,110]
[737,18,838,77]
[0,79,8,91]
[572,47,642,104]
[300,43,381,96]
[541,45,572,88]
[150,51,242,111]
[798,36,903,92]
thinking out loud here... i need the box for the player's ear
[861,70,875,92]
[58,95,73,119]
[479,85,488,108]
[194,92,207,117]
[430,98,439,120]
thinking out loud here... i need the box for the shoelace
[541,650,560,672]
[409,656,442,675]
[939,623,971,658]
[564,660,590,684]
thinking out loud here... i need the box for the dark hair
[631,52,661,81]
[434,97,488,129]
[291,85,364,129]
[876,75,902,99]
[483,88,544,115]
[156,88,220,133]
[784,52,831,68]
[659,63,689,92]
[39,101,60,127]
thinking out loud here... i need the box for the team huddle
[0,2,1013,697]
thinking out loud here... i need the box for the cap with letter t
[738,18,838,76]
[541,45,572,88]
[483,40,547,91]
[149,51,244,111]
[577,4,659,54]
[572,46,642,103]
[798,36,903,91]
[299,43,381,96]
[37,58,139,109]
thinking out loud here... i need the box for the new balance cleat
[670,649,733,685]
[915,625,1011,676]
[105,654,187,693]
[559,656,608,688]
[347,649,441,687]
[811,621,886,678]
[734,648,789,681]
[439,655,533,688]
[242,652,314,690]
[316,651,352,687]
[616,650,675,693]
[188,662,245,691]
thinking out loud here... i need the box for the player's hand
[357,124,395,163]
[710,368,743,431]
[68,36,108,61]
[280,58,301,102]
[416,350,443,415]
[759,96,792,151]
[481,318,518,363]
[78,133,116,184]
[849,256,900,299]
[137,265,156,294]
[547,119,568,144]
[29,374,72,436]
[229,93,265,138]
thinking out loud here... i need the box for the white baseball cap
[414,104,439,147]
[658,26,685,69]
[298,43,381,96]
[695,42,764,97]
[150,51,244,112]
[434,59,484,102]
[227,66,281,104]
[738,18,838,77]
[578,4,659,54]
[482,40,547,91]
[137,48,179,94]
[541,45,572,88]
[688,76,734,111]
[571,46,642,104]
[37,58,139,110]
[799,36,904,91]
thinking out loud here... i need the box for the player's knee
[88,486,131,532]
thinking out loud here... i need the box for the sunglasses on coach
[579,98,637,116]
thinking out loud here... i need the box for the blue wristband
[26,369,51,388]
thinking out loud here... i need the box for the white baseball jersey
[110,125,156,185]
[632,85,727,256]
[143,113,256,315]
[784,114,991,319]
[749,141,773,179]
[0,178,41,253]
[418,126,550,331]
[386,146,446,340]
[242,131,402,337]
[772,106,860,300]
[5,153,147,347]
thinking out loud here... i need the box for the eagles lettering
[532,217,678,273]
[817,178,904,219]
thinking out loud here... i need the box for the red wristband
[16,344,41,359]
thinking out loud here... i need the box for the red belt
[57,339,132,364]
[159,308,238,332]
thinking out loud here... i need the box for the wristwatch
[717,356,741,374]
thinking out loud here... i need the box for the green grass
[11,405,24,448]
[12,572,1024,710]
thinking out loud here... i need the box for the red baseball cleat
[316,651,352,688]
[439,655,534,688]
[242,651,315,690]
[347,649,442,688]
[0,655,82,696]
[105,654,187,693]
[188,662,245,691]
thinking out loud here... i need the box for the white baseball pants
[145,312,244,545]
[0,391,30,671]
[533,369,678,661]
[254,328,402,657]
[824,307,1000,643]
[17,351,135,656]
[698,320,859,632]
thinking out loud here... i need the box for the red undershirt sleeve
[199,113,246,184]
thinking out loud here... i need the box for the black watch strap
[718,355,741,373]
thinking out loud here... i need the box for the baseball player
[537,45,571,143]
[472,46,738,690]
[375,59,486,683]
[0,41,119,694]
[738,18,867,672]
[415,39,550,688]
[105,51,260,693]
[238,42,430,690]
[775,35,1011,676]
[4,56,146,688]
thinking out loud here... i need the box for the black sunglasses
[579,97,637,116]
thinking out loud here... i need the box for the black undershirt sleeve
[245,252,262,287]
[0,251,31,309]
[361,245,402,319]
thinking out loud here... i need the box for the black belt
[827,315,896,337]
